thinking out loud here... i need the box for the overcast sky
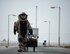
[0,0,70,45]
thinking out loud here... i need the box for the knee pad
[19,43,23,46]
[23,42,27,44]
[18,37,23,42]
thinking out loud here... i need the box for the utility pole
[36,6,38,28]
[8,14,16,47]
[51,6,61,46]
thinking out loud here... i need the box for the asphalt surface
[0,47,70,54]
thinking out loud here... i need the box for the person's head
[18,12,28,20]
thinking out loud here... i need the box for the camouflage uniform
[14,12,33,52]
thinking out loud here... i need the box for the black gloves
[29,29,33,35]
[14,22,16,35]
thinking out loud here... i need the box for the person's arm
[14,20,19,35]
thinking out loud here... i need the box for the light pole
[44,21,50,46]
[36,6,38,28]
[51,6,61,46]
[8,14,16,47]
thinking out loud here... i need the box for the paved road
[0,47,70,54]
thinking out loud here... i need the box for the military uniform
[14,12,33,52]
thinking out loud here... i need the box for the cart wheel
[33,47,35,52]
[27,47,28,52]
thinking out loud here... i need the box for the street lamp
[8,14,16,47]
[36,5,38,28]
[51,6,61,46]
[44,21,50,46]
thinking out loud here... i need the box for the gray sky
[0,0,70,44]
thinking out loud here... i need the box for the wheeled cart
[26,34,38,52]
